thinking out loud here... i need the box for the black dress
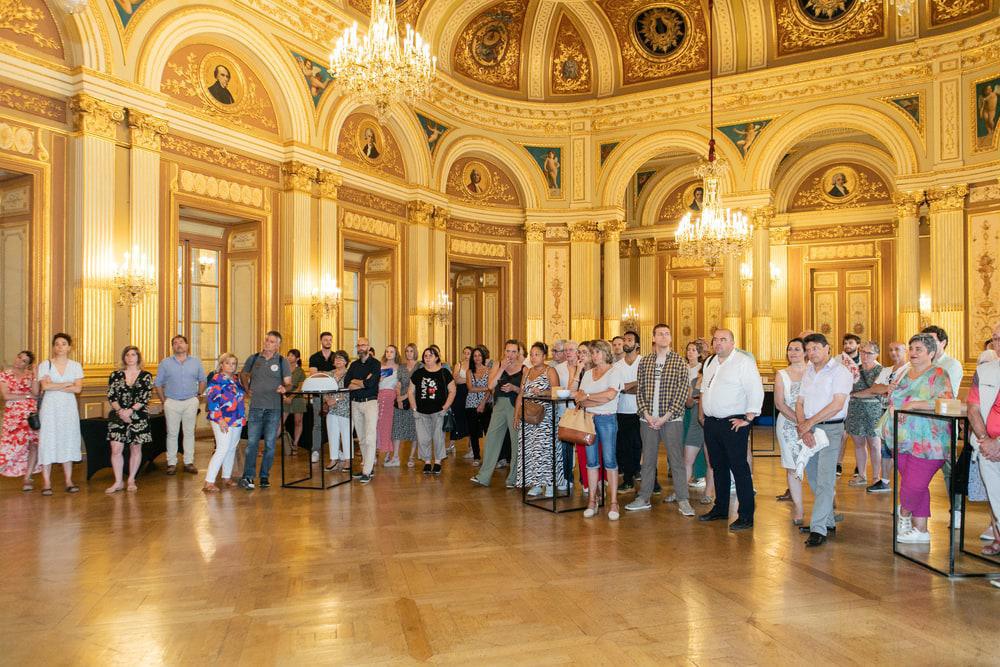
[106,370,153,446]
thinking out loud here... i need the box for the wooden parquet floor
[1,437,998,666]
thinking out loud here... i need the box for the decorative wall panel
[967,211,1000,352]
[0,0,64,60]
[445,156,521,207]
[544,245,569,342]
[775,0,885,57]
[550,13,593,95]
[452,0,526,91]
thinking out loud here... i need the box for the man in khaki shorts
[154,335,206,474]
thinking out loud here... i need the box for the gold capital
[71,94,125,140]
[619,239,635,258]
[928,184,968,213]
[569,221,599,242]
[430,206,448,230]
[892,191,921,220]
[751,205,775,229]
[407,201,435,226]
[282,161,317,193]
[599,218,627,242]
[637,237,657,256]
[768,226,790,246]
[127,110,168,151]
[524,222,546,242]
[317,170,342,199]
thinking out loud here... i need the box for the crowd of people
[1,321,999,555]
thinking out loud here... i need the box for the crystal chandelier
[621,304,640,331]
[328,0,436,119]
[112,246,156,307]
[674,0,752,272]
[427,290,452,324]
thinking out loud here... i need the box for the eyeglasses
[861,350,877,355]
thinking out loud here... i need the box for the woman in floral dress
[515,342,563,496]
[0,350,39,489]
[880,333,954,544]
[105,346,153,493]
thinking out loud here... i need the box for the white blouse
[579,365,623,415]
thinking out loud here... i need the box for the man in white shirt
[549,339,566,369]
[921,325,963,395]
[698,329,764,531]
[615,331,642,491]
[796,332,854,547]
[554,340,578,489]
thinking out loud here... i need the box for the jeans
[243,407,280,480]
[206,421,242,483]
[585,414,618,470]
[638,419,684,503]
[704,415,755,522]
[804,423,844,535]
[415,411,447,462]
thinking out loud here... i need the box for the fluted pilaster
[282,161,317,353]
[722,253,742,347]
[406,201,435,349]
[569,222,600,341]
[751,206,773,364]
[525,222,545,345]
[637,238,657,347]
[601,219,626,337]
[894,191,922,341]
[928,184,968,361]
[769,226,790,362]
[317,170,342,343]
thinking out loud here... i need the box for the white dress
[37,359,83,465]
[775,369,802,471]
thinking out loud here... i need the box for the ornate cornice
[789,223,896,242]
[450,218,523,238]
[0,83,65,122]
[969,182,1000,204]
[282,161,317,193]
[127,110,168,151]
[927,184,969,213]
[161,135,280,181]
[638,238,657,256]
[317,170,342,200]
[71,94,125,140]
[524,222,546,242]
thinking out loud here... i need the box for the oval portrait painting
[461,161,493,198]
[681,182,705,212]
[199,52,245,109]
[355,118,386,163]
[820,165,859,204]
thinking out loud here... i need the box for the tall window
[177,240,222,368]
[342,268,360,355]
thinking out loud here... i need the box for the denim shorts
[586,413,618,470]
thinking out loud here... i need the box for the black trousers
[703,415,754,521]
[465,405,491,459]
[616,413,642,483]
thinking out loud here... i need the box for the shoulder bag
[557,376,595,445]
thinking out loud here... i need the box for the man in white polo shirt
[796,332,854,547]
[698,329,763,531]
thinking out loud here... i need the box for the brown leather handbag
[522,398,545,425]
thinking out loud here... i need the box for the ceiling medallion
[630,5,690,59]
[793,0,862,28]
[470,11,513,68]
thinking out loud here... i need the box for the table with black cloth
[82,414,207,480]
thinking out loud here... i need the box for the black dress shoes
[775,489,791,501]
[805,532,827,547]
[799,525,836,534]
[699,511,728,522]
[729,518,754,531]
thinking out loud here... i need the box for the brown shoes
[183,463,198,474]
[165,465,177,475]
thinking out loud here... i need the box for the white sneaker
[527,485,543,497]
[583,506,598,518]
[544,486,554,498]
[556,482,568,492]
[897,528,931,544]
[608,507,620,521]
[463,450,474,459]
[898,514,912,534]
[677,499,695,516]
[688,478,706,489]
[384,457,400,468]
[981,527,996,541]
[311,451,319,463]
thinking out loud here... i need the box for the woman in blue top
[203,353,247,492]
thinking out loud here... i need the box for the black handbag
[26,393,42,431]
[442,409,455,432]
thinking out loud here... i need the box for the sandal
[127,483,138,492]
[41,488,53,496]
[105,483,124,495]
[983,541,1000,557]
[609,503,620,521]
[65,485,80,494]
[202,483,220,493]
[21,483,33,493]
[699,496,714,505]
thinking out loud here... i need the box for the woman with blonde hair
[378,345,401,466]
[105,346,153,494]
[573,339,623,519]
[203,353,246,492]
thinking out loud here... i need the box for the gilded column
[430,207,449,358]
[722,253,742,346]
[317,170,342,344]
[751,206,773,365]
[569,222,600,341]
[127,110,168,359]
[406,202,434,350]
[524,222,545,345]
[637,238,657,347]
[928,184,968,362]
[282,161,317,353]
[893,191,921,341]
[769,226,790,362]
[71,94,125,367]
[601,219,626,337]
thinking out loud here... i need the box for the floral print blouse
[205,372,246,429]
[879,365,954,460]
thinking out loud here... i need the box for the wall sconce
[428,290,453,324]
[112,246,156,307]
[621,304,639,331]
[197,254,216,279]
[769,262,780,285]
[311,273,343,318]
[739,261,753,286]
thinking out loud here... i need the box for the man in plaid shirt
[626,323,692,514]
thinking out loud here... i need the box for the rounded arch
[322,98,429,186]
[598,129,741,208]
[132,7,311,143]
[640,163,701,227]
[435,134,542,209]
[419,0,496,76]
[773,142,896,213]
[561,2,617,97]
[62,3,114,72]
[748,103,921,191]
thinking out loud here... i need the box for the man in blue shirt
[154,335,206,475]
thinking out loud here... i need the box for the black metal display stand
[892,408,1000,579]
[520,395,603,513]
[280,389,353,490]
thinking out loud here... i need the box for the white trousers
[352,400,379,475]
[164,397,199,465]
[972,437,1000,522]
[326,413,352,462]
[205,421,242,483]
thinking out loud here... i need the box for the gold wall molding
[0,183,30,215]
[769,226,791,245]
[342,209,398,240]
[230,230,257,251]
[970,183,1000,203]
[452,0,525,91]
[0,120,37,157]
[177,168,266,209]
[160,134,279,181]
[550,13,592,95]
[70,94,124,140]
[775,0,885,57]
[127,110,168,151]
[282,160,317,193]
[0,83,65,122]
[928,184,969,212]
[338,186,406,217]
[671,255,706,269]
[808,243,878,260]
[544,225,569,241]
[930,0,991,25]
[449,238,508,259]
[790,222,896,242]
[450,218,523,239]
